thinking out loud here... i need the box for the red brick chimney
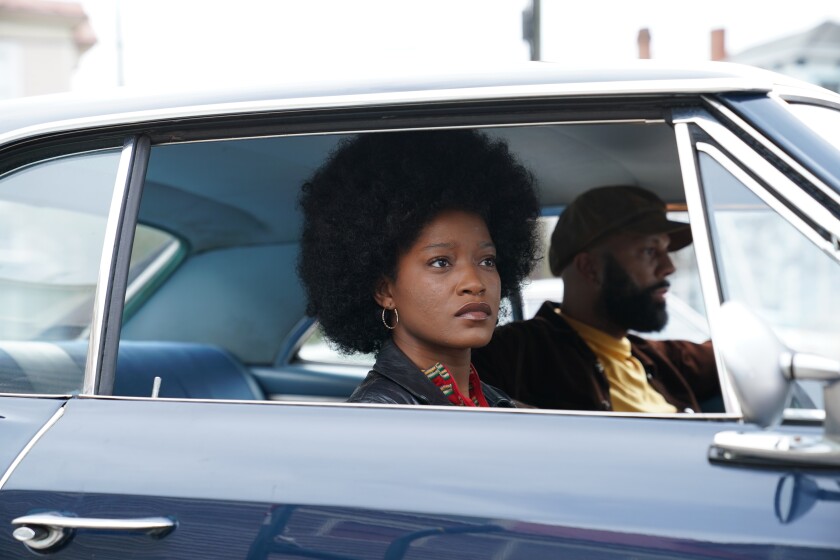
[711,28,727,61]
[638,28,651,59]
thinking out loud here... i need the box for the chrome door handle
[12,511,176,551]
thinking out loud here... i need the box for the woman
[298,129,540,406]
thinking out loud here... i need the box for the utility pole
[522,0,541,61]
[115,0,125,86]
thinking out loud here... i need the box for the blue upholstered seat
[0,340,264,400]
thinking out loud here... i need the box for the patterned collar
[422,362,489,407]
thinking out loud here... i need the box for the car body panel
[0,397,837,558]
[0,397,64,482]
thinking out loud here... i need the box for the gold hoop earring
[382,307,398,330]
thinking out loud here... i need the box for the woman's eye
[429,258,450,268]
[480,256,497,268]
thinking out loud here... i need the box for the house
[0,0,95,99]
[729,20,840,93]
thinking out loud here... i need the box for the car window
[698,152,840,407]
[0,149,121,394]
[113,121,724,408]
[786,102,840,151]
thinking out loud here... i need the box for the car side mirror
[709,301,840,468]
[713,301,791,428]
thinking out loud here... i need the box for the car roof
[0,60,808,142]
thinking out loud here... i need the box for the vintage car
[0,61,838,558]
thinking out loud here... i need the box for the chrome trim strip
[773,87,840,111]
[0,405,65,491]
[0,78,768,148]
[696,142,838,257]
[783,408,826,423]
[124,240,181,302]
[702,94,840,208]
[673,121,741,416]
[71,394,741,420]
[153,118,663,148]
[682,111,840,250]
[83,139,135,395]
[83,137,151,395]
[100,136,150,396]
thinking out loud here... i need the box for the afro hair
[298,128,540,355]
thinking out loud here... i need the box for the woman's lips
[455,302,493,320]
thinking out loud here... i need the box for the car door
[0,140,124,491]
[2,86,839,559]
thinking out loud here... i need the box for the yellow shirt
[561,312,677,413]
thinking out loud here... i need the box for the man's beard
[599,255,669,333]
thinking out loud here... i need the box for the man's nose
[658,251,676,277]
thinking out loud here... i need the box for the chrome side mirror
[713,301,792,428]
[709,301,840,468]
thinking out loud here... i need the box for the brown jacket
[472,301,721,412]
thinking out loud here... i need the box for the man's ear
[374,276,395,309]
[572,252,603,286]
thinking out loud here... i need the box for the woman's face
[376,210,501,365]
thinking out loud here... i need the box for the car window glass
[786,103,840,151]
[297,326,375,365]
[698,152,840,406]
[114,122,716,408]
[123,226,184,320]
[0,149,121,394]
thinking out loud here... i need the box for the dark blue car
[1,62,838,558]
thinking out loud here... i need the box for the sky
[70,0,840,92]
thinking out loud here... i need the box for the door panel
[0,397,64,478]
[1,398,837,558]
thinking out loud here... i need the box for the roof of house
[732,20,840,64]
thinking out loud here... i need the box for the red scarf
[422,362,489,407]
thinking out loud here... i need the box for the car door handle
[12,511,176,551]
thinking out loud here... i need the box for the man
[472,186,721,412]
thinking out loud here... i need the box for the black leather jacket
[347,339,516,407]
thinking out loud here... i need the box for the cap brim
[628,217,692,251]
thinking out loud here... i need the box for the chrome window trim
[152,118,664,149]
[674,121,740,416]
[72,394,741,420]
[695,142,837,257]
[702,94,840,208]
[0,78,769,149]
[773,86,840,112]
[0,404,65,491]
[83,136,150,396]
[680,111,840,251]
[124,239,182,303]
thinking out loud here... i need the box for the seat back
[0,340,264,400]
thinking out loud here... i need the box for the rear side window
[0,149,121,394]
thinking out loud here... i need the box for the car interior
[0,118,830,411]
[113,121,703,403]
